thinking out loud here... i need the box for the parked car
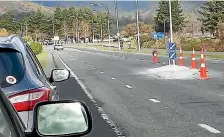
[54,43,64,50]
[0,34,70,131]
[0,87,92,137]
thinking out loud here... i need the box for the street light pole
[115,0,121,50]
[90,3,110,47]
[168,0,175,66]
[169,0,173,43]
[136,0,140,51]
[13,20,23,36]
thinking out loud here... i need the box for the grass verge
[36,51,48,68]
[96,46,224,60]
[68,43,224,60]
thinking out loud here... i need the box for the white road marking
[125,85,132,89]
[56,53,124,136]
[149,99,160,103]
[94,68,97,70]
[100,71,104,74]
[111,77,116,80]
[88,65,91,67]
[198,124,221,133]
[64,59,76,62]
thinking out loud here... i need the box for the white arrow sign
[170,52,176,59]
[170,43,176,50]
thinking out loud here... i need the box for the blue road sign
[168,43,176,51]
[169,52,177,59]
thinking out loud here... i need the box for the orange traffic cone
[200,52,210,80]
[199,48,207,72]
[153,51,159,63]
[191,48,197,69]
[178,47,184,66]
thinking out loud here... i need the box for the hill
[0,1,204,26]
[0,1,53,15]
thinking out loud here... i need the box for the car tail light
[8,87,52,112]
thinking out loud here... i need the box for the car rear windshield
[0,49,24,88]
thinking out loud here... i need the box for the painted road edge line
[125,85,132,89]
[198,124,221,133]
[56,53,124,137]
[149,99,160,103]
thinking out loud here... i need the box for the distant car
[54,43,64,50]
[0,34,70,131]
[47,40,54,45]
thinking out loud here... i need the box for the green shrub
[29,42,43,55]
[23,36,33,44]
[142,41,152,48]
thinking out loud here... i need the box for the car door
[0,88,26,137]
[25,46,59,100]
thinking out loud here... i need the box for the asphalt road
[44,47,118,137]
[46,45,224,137]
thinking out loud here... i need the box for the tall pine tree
[154,1,185,33]
[198,1,224,36]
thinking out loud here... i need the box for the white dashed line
[100,71,104,74]
[88,65,91,67]
[94,68,97,70]
[111,77,116,80]
[198,124,221,133]
[125,85,132,89]
[149,99,160,103]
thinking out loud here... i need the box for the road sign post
[168,43,176,68]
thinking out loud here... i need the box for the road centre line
[149,99,160,103]
[111,77,116,80]
[100,71,104,74]
[125,85,132,89]
[198,124,221,133]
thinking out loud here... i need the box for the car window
[0,98,17,137]
[26,45,46,78]
[0,49,24,88]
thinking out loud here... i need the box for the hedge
[29,42,43,55]
[23,36,43,55]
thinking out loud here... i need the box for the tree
[54,5,63,35]
[121,22,152,37]
[0,11,19,33]
[28,8,48,41]
[154,0,185,33]
[198,1,224,36]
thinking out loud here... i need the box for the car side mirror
[49,69,70,83]
[32,100,92,137]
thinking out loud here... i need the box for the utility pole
[164,19,167,52]
[136,0,140,51]
[91,13,95,43]
[115,0,121,50]
[100,13,103,48]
